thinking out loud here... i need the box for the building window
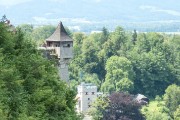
[88,105,91,108]
[55,44,59,47]
[92,92,95,95]
[67,44,70,47]
[85,92,88,95]
[63,43,71,47]
[88,98,90,100]
[79,101,81,109]
[47,42,52,47]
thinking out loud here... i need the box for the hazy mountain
[0,0,180,32]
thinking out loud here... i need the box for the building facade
[76,82,97,113]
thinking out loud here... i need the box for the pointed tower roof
[46,22,72,42]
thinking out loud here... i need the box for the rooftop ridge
[46,21,72,42]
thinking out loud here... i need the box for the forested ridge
[1,18,179,120]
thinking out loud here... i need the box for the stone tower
[40,22,73,82]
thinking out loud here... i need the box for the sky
[0,0,180,27]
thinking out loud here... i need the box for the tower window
[47,42,52,47]
[85,92,88,95]
[88,98,90,100]
[92,92,95,95]
[63,43,71,47]
[55,44,60,47]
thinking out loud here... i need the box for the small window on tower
[88,98,90,100]
[88,105,91,108]
[63,43,71,47]
[85,92,88,95]
[92,92,95,95]
[56,44,59,47]
[48,42,52,47]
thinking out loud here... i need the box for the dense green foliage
[141,101,170,120]
[142,84,180,120]
[101,56,134,93]
[88,95,109,120]
[69,26,179,98]
[89,92,145,120]
[18,24,56,45]
[16,21,180,119]
[0,22,80,119]
[67,26,179,119]
[163,84,180,118]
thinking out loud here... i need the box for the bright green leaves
[102,56,134,93]
[142,84,180,120]
[116,78,134,92]
[163,84,180,116]
[174,105,180,120]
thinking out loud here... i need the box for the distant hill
[0,0,180,32]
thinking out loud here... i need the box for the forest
[0,16,180,120]
[68,25,180,120]
[0,18,81,119]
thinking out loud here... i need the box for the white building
[76,82,97,113]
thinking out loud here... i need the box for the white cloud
[140,5,180,16]
[0,0,31,7]
[71,18,92,24]
[94,0,102,3]
[48,0,65,3]
[32,17,59,24]
[82,0,102,3]
[68,26,81,31]
[45,12,54,16]
[142,20,180,23]
[32,17,94,24]
[58,18,93,24]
